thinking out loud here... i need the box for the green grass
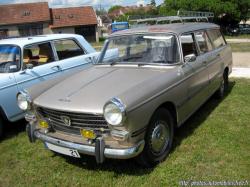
[225,34,250,39]
[91,41,104,51]
[0,79,250,187]
[230,43,250,52]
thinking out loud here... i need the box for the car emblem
[60,116,71,126]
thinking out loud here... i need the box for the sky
[0,0,164,9]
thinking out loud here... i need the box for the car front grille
[36,107,109,136]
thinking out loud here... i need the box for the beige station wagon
[18,23,232,166]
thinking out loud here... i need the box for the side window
[194,31,213,54]
[54,39,85,60]
[23,42,55,67]
[207,29,226,49]
[181,33,198,57]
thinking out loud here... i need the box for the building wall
[51,27,75,34]
[43,23,52,34]
[1,23,99,42]
[0,25,19,37]
[52,25,98,42]
[0,23,51,37]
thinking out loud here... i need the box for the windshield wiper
[123,56,143,61]
[137,63,149,67]
[109,61,119,66]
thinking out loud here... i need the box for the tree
[96,8,107,16]
[151,0,156,7]
[235,0,250,22]
[108,5,123,13]
[160,0,249,24]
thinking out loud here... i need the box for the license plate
[45,142,81,158]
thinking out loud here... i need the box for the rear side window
[54,39,85,60]
[195,31,213,54]
[207,29,226,49]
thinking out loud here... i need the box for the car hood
[34,65,179,114]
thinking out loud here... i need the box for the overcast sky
[0,0,164,9]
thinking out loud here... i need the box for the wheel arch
[155,101,178,128]
[0,106,8,121]
[224,66,229,76]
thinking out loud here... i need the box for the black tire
[136,108,174,167]
[0,117,3,139]
[215,70,229,99]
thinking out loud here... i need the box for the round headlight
[17,92,31,111]
[103,98,126,126]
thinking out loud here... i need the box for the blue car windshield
[0,45,20,73]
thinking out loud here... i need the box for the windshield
[0,45,20,73]
[98,34,180,65]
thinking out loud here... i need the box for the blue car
[0,34,99,137]
[111,22,129,33]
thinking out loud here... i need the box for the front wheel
[136,108,174,167]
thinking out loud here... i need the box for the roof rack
[177,10,214,18]
[129,16,210,28]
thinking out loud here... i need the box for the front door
[180,32,210,116]
[13,42,62,117]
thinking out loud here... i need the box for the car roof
[0,34,82,48]
[109,23,220,37]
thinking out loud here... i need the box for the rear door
[52,39,97,73]
[206,29,227,93]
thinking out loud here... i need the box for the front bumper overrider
[27,123,145,163]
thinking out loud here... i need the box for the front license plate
[45,142,81,158]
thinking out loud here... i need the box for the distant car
[226,26,240,36]
[239,24,250,34]
[20,23,232,166]
[108,22,129,34]
[0,34,99,137]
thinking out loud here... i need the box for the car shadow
[61,81,236,174]
[0,119,27,142]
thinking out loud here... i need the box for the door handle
[51,65,62,71]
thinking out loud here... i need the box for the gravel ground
[231,52,250,78]
[226,39,250,43]
[232,52,250,68]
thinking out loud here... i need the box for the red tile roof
[0,2,50,26]
[50,6,97,28]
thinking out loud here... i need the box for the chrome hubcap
[150,121,170,155]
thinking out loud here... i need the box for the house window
[22,11,31,16]
[0,29,8,39]
[18,24,43,37]
[55,15,61,19]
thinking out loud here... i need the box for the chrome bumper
[34,130,145,160]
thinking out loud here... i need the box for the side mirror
[86,56,97,64]
[184,54,196,63]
